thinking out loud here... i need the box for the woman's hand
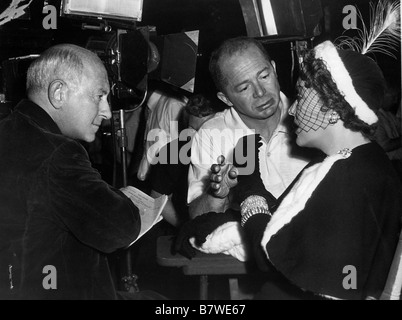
[209,155,239,198]
[232,134,277,208]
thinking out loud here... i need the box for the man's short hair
[26,44,97,95]
[209,36,272,93]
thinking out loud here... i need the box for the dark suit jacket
[0,100,140,299]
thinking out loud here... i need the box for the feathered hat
[313,0,400,125]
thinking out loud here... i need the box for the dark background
[1,0,399,106]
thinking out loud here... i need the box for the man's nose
[253,82,266,98]
[100,99,112,120]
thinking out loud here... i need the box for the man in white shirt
[137,89,188,181]
[187,36,312,218]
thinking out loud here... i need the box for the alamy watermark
[342,265,357,290]
[342,5,358,30]
[42,5,57,30]
[42,265,57,290]
[145,122,257,175]
[41,5,359,32]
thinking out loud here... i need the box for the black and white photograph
[0,0,401,307]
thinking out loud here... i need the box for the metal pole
[118,109,128,188]
[117,109,138,293]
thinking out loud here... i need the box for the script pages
[120,186,168,246]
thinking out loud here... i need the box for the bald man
[0,44,158,300]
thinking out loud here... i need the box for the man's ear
[271,60,279,78]
[217,92,233,107]
[48,80,66,109]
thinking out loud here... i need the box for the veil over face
[290,79,332,135]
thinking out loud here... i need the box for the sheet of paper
[120,186,168,246]
[67,0,143,20]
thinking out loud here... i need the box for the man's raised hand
[209,155,238,198]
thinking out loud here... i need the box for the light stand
[114,108,139,293]
[110,29,147,293]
